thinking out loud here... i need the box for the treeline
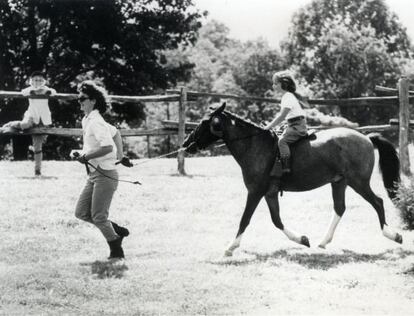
[143,0,414,156]
[1,0,413,159]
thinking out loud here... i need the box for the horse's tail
[368,133,400,199]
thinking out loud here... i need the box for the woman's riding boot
[108,237,125,259]
[281,157,291,174]
[111,221,129,237]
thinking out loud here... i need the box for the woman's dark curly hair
[77,80,109,114]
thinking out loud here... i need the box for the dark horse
[183,103,402,256]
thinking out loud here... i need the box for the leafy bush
[394,179,414,230]
[305,108,359,128]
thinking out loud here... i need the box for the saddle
[302,129,317,141]
[271,128,317,143]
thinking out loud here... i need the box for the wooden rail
[375,85,414,95]
[1,78,412,176]
[1,122,399,137]
[0,90,180,103]
[162,120,198,130]
[167,89,282,103]
[389,118,414,127]
[0,127,180,137]
[167,89,410,106]
[162,120,397,133]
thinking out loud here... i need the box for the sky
[193,0,414,48]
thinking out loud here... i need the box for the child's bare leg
[19,119,33,129]
[32,135,45,175]
[2,121,21,129]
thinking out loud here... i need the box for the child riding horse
[183,103,402,256]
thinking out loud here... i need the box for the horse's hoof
[318,244,326,249]
[301,236,310,248]
[395,233,403,244]
[224,250,233,257]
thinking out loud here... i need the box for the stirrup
[270,158,283,178]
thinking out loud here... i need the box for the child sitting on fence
[2,71,56,176]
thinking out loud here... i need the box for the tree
[233,44,285,122]
[282,0,412,125]
[0,0,203,159]
[166,21,286,122]
[284,0,411,73]
[163,20,246,124]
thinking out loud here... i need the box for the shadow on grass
[402,265,414,276]
[169,173,208,178]
[209,248,414,270]
[18,176,59,180]
[80,260,128,279]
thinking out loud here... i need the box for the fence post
[398,76,411,176]
[147,135,151,158]
[177,86,187,175]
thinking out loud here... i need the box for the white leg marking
[224,235,243,257]
[382,224,397,241]
[319,213,341,249]
[282,228,302,244]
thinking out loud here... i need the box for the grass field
[1,156,414,315]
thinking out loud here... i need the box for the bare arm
[264,107,291,130]
[113,130,123,160]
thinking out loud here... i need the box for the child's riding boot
[281,157,291,174]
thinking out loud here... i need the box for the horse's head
[182,102,226,154]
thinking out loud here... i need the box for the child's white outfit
[278,92,307,159]
[2,86,56,175]
[20,86,54,128]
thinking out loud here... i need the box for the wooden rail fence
[0,76,412,175]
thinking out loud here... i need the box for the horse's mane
[223,110,265,131]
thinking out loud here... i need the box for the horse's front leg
[318,179,347,248]
[264,187,310,247]
[224,192,263,257]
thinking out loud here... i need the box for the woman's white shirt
[82,110,117,170]
[280,92,306,120]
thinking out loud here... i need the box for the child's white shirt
[21,86,56,125]
[280,92,306,120]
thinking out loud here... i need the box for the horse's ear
[210,102,226,116]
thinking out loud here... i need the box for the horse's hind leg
[264,189,310,247]
[224,192,262,257]
[319,178,347,249]
[349,180,403,244]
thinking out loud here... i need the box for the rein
[79,148,186,185]
[225,130,269,144]
[84,161,142,185]
[193,129,271,151]
[131,148,185,166]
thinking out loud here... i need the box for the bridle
[186,114,270,152]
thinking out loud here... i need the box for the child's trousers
[278,118,307,158]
